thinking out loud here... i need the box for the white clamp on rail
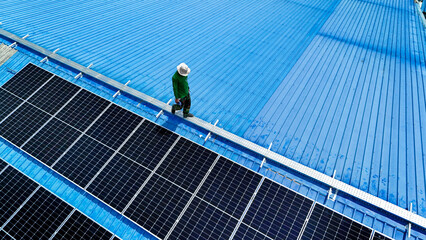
[9,34,30,48]
[327,170,338,201]
[204,119,219,143]
[40,48,60,63]
[407,203,412,238]
[113,80,131,98]
[74,63,94,79]
[156,99,172,118]
[259,142,273,169]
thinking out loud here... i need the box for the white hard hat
[177,63,190,76]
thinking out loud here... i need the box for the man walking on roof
[171,63,194,118]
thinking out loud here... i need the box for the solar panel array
[0,158,117,240]
[0,64,395,239]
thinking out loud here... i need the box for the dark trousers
[173,94,191,114]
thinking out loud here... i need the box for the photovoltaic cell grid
[53,135,115,187]
[301,204,372,240]
[27,75,80,115]
[0,159,114,239]
[22,118,81,166]
[3,187,74,239]
[0,88,22,121]
[0,166,39,226]
[0,64,394,239]
[0,231,13,240]
[196,156,262,219]
[55,89,110,131]
[87,154,152,212]
[125,174,192,239]
[86,104,142,150]
[168,197,239,240]
[243,178,314,239]
[119,120,178,170]
[52,211,113,240]
[0,103,50,146]
[0,160,7,172]
[233,223,272,240]
[156,137,218,193]
[1,63,53,99]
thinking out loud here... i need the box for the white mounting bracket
[9,34,30,48]
[204,119,219,142]
[156,99,172,118]
[113,80,131,98]
[327,170,338,201]
[74,63,93,79]
[40,48,60,63]
[260,142,273,169]
[407,203,412,238]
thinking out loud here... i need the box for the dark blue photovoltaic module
[243,178,313,239]
[1,63,53,99]
[301,204,372,240]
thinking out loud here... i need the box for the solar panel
[0,167,39,226]
[3,187,74,240]
[0,159,7,172]
[0,88,23,122]
[53,135,115,187]
[124,174,192,239]
[233,223,272,240]
[243,178,314,240]
[56,89,110,131]
[119,120,179,170]
[1,63,53,99]
[372,231,393,240]
[0,231,14,240]
[22,118,82,166]
[301,204,372,240]
[0,160,115,240]
[196,156,262,219]
[52,211,113,240]
[27,76,80,115]
[156,138,218,193]
[86,154,151,212]
[86,104,142,150]
[0,103,51,146]
[167,197,239,240]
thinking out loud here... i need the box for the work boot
[171,105,176,114]
[184,113,194,118]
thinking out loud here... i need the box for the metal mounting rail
[0,28,425,230]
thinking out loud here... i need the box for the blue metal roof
[0,39,425,240]
[0,0,426,238]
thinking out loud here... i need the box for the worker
[171,63,193,118]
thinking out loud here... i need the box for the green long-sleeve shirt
[172,71,189,99]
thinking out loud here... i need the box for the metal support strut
[327,170,338,201]
[259,142,273,169]
[9,34,30,48]
[40,48,60,63]
[204,119,219,143]
[156,99,172,118]
[407,203,412,239]
[113,80,131,98]
[74,63,93,79]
